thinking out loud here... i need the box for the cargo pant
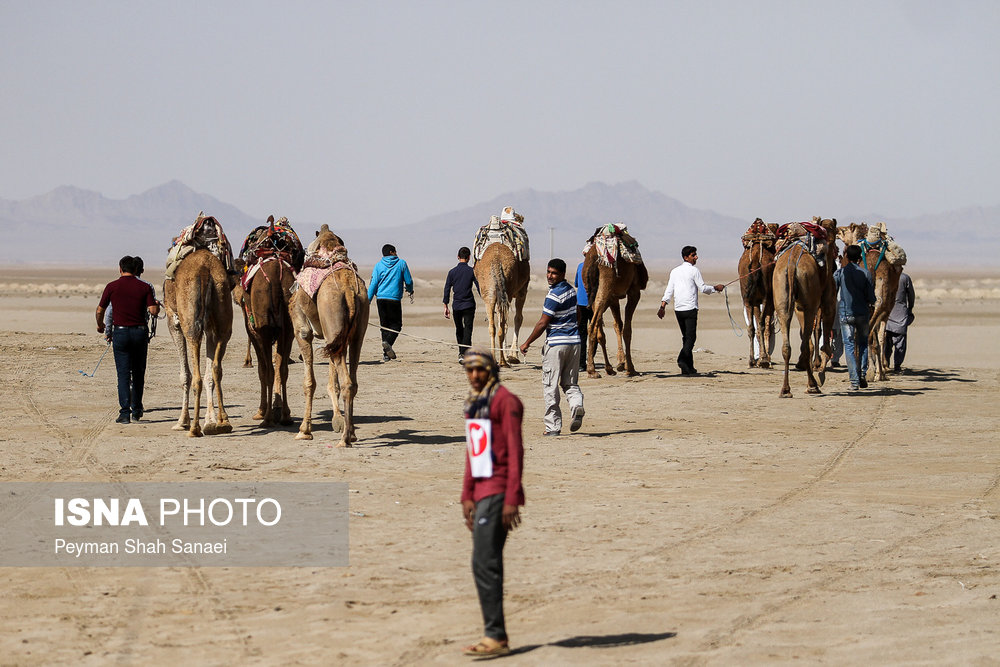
[541,343,583,433]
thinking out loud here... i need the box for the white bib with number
[465,418,493,478]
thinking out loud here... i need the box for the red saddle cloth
[776,221,827,240]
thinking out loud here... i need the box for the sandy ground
[0,265,998,665]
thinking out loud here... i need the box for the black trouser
[884,330,907,369]
[577,305,592,367]
[472,494,509,642]
[376,299,402,347]
[112,325,149,418]
[454,307,475,357]
[675,308,699,374]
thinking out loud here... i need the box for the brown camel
[809,217,839,372]
[473,243,530,367]
[772,238,828,397]
[163,249,234,436]
[836,222,904,382]
[289,228,369,447]
[581,238,648,378]
[738,219,777,368]
[234,216,303,427]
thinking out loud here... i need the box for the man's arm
[96,306,107,333]
[402,262,414,295]
[518,313,551,354]
[905,276,915,313]
[500,394,524,530]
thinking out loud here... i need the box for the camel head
[836,223,868,247]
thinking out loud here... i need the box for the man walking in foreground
[657,246,724,375]
[519,258,584,435]
[96,256,159,424]
[461,346,524,658]
[444,246,480,361]
[368,244,414,362]
[834,244,877,391]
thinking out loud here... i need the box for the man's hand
[444,304,450,319]
[657,303,667,320]
[408,292,414,304]
[714,284,725,292]
[519,342,529,355]
[502,505,521,530]
[462,500,476,532]
[97,322,105,334]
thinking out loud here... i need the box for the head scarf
[463,346,501,419]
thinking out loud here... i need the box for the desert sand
[0,264,998,665]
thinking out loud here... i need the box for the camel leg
[484,294,503,367]
[596,316,614,375]
[203,333,232,434]
[258,334,275,427]
[328,353,345,436]
[167,314,192,431]
[609,300,626,372]
[251,334,270,422]
[621,290,640,376]
[745,303,758,368]
[586,303,604,379]
[243,339,254,368]
[763,300,776,366]
[295,334,316,441]
[332,352,355,448]
[507,289,527,365]
[186,334,204,437]
[802,305,821,394]
[794,308,810,370]
[274,330,293,425]
[776,301,793,398]
[496,299,509,368]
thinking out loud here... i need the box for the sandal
[462,637,511,657]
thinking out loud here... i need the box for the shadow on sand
[508,631,677,656]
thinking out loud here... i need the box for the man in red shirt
[460,346,524,658]
[96,256,159,424]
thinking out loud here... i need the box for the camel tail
[322,289,357,358]
[192,271,212,338]
[491,260,509,314]
[583,256,599,301]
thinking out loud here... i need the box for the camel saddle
[586,223,642,268]
[473,207,530,263]
[775,222,829,268]
[741,218,777,248]
[239,216,305,272]
[295,244,360,299]
[165,213,236,280]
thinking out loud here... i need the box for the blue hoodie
[368,255,414,301]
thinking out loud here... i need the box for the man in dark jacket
[443,246,480,361]
[460,346,523,658]
[833,245,877,391]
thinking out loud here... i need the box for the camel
[772,229,829,397]
[163,248,234,436]
[738,219,777,368]
[809,217,840,372]
[233,216,303,427]
[289,228,368,447]
[581,228,648,378]
[473,243,530,367]
[836,222,905,382]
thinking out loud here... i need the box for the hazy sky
[2,1,998,226]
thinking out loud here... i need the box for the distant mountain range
[1,180,995,271]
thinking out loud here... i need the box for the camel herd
[158,211,906,445]
[739,217,907,397]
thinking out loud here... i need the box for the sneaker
[132,408,143,421]
[570,406,585,432]
[382,354,391,363]
[115,414,131,424]
[859,378,868,389]
[543,431,560,437]
[849,385,859,392]
[382,341,396,360]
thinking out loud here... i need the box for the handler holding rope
[96,256,159,424]
[657,246,724,376]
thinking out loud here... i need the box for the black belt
[116,324,148,328]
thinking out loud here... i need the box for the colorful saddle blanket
[165,213,235,279]
[585,223,642,268]
[473,207,530,262]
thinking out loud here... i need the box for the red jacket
[461,385,524,506]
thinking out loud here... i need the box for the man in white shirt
[656,246,724,375]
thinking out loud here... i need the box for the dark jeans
[454,307,475,357]
[376,299,403,347]
[841,318,870,387]
[472,494,509,642]
[884,330,907,369]
[112,326,149,418]
[675,308,698,374]
[577,305,592,367]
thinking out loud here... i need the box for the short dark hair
[119,256,135,273]
[458,247,471,260]
[846,245,862,262]
[682,246,697,258]
[547,258,567,275]
[133,256,144,276]
[382,244,396,257]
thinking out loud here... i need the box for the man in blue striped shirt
[520,259,585,435]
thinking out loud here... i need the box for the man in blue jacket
[368,244,414,362]
[833,245,877,391]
